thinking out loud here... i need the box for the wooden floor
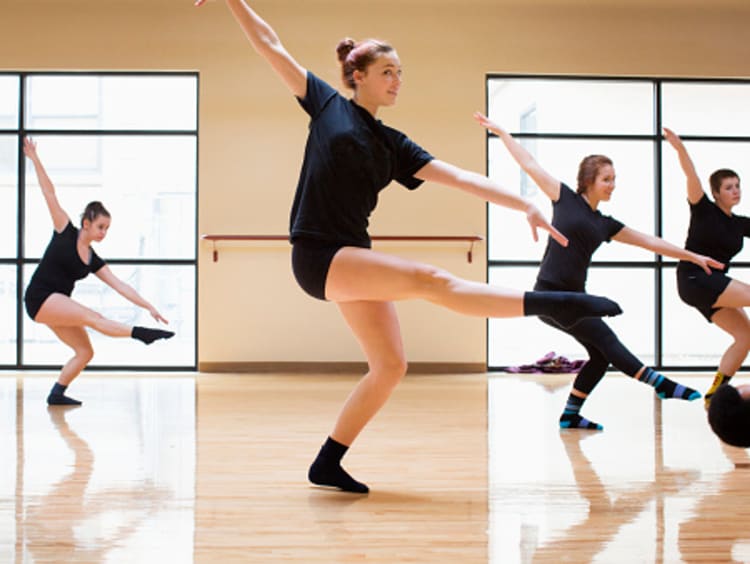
[2,371,748,563]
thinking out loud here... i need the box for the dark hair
[709,168,740,196]
[336,37,395,90]
[576,155,613,195]
[707,384,750,447]
[80,201,110,227]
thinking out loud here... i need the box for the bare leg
[49,326,94,387]
[713,279,750,309]
[711,307,750,376]
[35,294,132,337]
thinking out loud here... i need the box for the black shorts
[677,265,732,322]
[291,239,348,301]
[24,285,54,321]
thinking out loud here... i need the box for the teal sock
[638,367,700,401]
[559,393,603,430]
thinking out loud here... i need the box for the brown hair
[80,201,110,227]
[576,155,613,194]
[709,168,740,196]
[336,38,395,90]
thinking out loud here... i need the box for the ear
[352,69,365,85]
[81,218,91,230]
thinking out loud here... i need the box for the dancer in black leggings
[196,0,624,492]
[24,138,174,406]
[476,114,723,430]
[664,127,750,408]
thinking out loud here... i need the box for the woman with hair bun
[475,114,723,431]
[196,0,626,493]
[23,138,174,407]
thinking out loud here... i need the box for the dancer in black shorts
[23,138,174,406]
[475,114,723,431]
[664,128,750,408]
[196,0,625,493]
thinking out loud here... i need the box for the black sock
[131,326,175,345]
[47,382,82,406]
[308,437,369,494]
[523,291,622,328]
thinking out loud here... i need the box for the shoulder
[298,72,341,113]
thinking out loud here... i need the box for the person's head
[336,38,401,107]
[577,155,615,201]
[80,201,111,242]
[707,384,750,447]
[709,169,741,209]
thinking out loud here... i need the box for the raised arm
[473,112,561,202]
[414,159,568,247]
[23,138,70,233]
[195,0,307,98]
[663,127,704,205]
[612,226,723,274]
[94,266,169,324]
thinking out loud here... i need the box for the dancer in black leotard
[475,114,724,431]
[196,0,624,493]
[23,138,174,406]
[664,127,750,408]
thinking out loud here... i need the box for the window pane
[488,79,654,135]
[662,82,750,137]
[25,135,196,259]
[488,267,654,368]
[0,267,17,365]
[23,264,194,367]
[662,140,750,261]
[0,76,19,129]
[661,265,733,367]
[0,136,18,257]
[26,75,197,131]
[488,138,655,261]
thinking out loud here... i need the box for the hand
[23,137,38,160]
[473,111,505,136]
[693,253,724,275]
[194,0,209,6]
[149,306,170,324]
[662,127,683,150]
[526,205,568,247]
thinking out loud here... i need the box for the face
[714,176,741,209]
[83,215,111,242]
[587,164,616,202]
[353,52,402,107]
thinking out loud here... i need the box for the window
[2,72,198,370]
[485,76,750,370]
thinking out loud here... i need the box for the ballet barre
[200,234,484,263]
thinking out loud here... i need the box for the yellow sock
[705,371,732,408]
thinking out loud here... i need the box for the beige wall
[3,0,749,368]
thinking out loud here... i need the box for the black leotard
[677,193,750,321]
[24,221,106,320]
[290,72,434,299]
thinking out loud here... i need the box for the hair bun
[335,38,356,62]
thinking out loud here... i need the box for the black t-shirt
[536,183,625,292]
[681,193,750,274]
[290,72,434,247]
[27,221,106,297]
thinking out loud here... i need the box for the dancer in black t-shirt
[476,114,723,431]
[664,127,750,408]
[23,138,174,406]
[197,0,627,493]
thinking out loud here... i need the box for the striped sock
[638,367,700,401]
[559,393,603,430]
[704,371,732,409]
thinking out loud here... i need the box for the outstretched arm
[414,159,568,247]
[23,138,70,232]
[195,0,307,98]
[94,266,169,324]
[613,226,723,274]
[473,112,561,202]
[663,127,704,205]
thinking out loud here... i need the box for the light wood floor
[2,371,748,563]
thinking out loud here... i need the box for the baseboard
[198,361,486,374]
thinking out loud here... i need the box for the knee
[76,345,94,364]
[734,334,750,353]
[413,264,455,297]
[371,355,408,388]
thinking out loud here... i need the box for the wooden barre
[200,234,484,263]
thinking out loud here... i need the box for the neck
[581,192,599,211]
[352,94,379,117]
[716,200,733,216]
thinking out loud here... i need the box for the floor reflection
[6,376,195,564]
